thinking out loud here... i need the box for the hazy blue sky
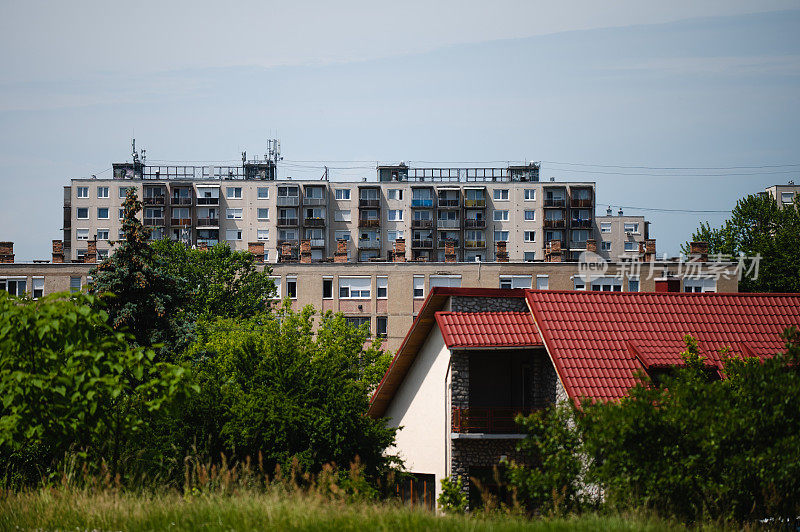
[1,2,799,260]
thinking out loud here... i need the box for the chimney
[52,240,64,264]
[606,205,612,216]
[393,238,406,262]
[689,241,708,262]
[495,240,508,263]
[618,208,623,216]
[655,277,681,293]
[586,239,597,253]
[84,240,97,264]
[248,242,265,263]
[444,239,456,263]
[300,239,312,263]
[334,238,348,263]
[644,239,656,262]
[0,242,14,264]
[281,242,294,262]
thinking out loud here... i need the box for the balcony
[438,240,460,248]
[144,217,165,226]
[196,197,219,206]
[437,198,460,208]
[544,219,565,229]
[411,198,434,208]
[463,198,486,208]
[544,198,566,208]
[197,238,218,247]
[359,198,381,208]
[170,218,192,227]
[464,219,486,229]
[571,218,593,229]
[359,218,381,228]
[437,219,460,229]
[464,240,486,249]
[570,197,593,208]
[570,241,588,250]
[411,219,433,229]
[411,239,434,249]
[277,196,300,207]
[196,217,219,227]
[303,196,326,206]
[143,196,166,206]
[170,196,193,206]
[451,407,537,434]
[277,217,299,227]
[358,238,381,249]
[304,217,326,227]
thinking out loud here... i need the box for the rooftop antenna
[140,148,146,165]
[242,151,247,165]
[132,138,138,163]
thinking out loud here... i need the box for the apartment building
[62,158,650,263]
[761,183,800,208]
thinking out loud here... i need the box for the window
[257,208,269,220]
[339,277,371,298]
[413,276,424,298]
[524,251,536,262]
[257,229,269,241]
[226,229,242,241]
[683,277,717,293]
[628,277,640,292]
[278,186,299,198]
[429,275,461,288]
[335,189,351,200]
[493,210,509,221]
[387,189,403,200]
[270,276,282,299]
[499,275,532,289]
[286,276,297,299]
[77,249,87,260]
[536,275,549,290]
[76,186,89,198]
[97,229,109,240]
[601,241,612,251]
[376,316,388,338]
[781,192,794,204]
[624,241,638,252]
[119,186,133,198]
[97,249,108,260]
[77,208,89,219]
[574,278,586,291]
[226,187,242,199]
[97,186,109,198]
[601,222,612,233]
[119,208,125,220]
[591,277,623,292]
[346,317,371,332]
[322,278,333,299]
[279,228,297,241]
[32,278,44,299]
[572,230,589,243]
[494,231,509,242]
[493,189,509,200]
[388,209,403,221]
[334,210,351,222]
[334,230,351,241]
[97,208,109,219]
[257,187,269,199]
[76,228,89,240]
[524,210,535,221]
[150,227,164,240]
[524,231,535,242]
[70,277,81,293]
[377,277,388,298]
[624,222,640,234]
[1,278,27,297]
[118,230,125,240]
[387,230,404,241]
[226,208,243,219]
[524,189,536,201]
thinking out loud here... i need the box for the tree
[0,292,193,484]
[683,193,800,292]
[173,303,396,480]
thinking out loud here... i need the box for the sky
[0,1,799,260]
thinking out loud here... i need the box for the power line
[543,160,800,170]
[598,203,731,214]
[544,168,797,177]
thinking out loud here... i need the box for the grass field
[0,488,717,531]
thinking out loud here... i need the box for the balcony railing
[570,198,593,208]
[304,217,326,227]
[143,196,166,206]
[144,217,165,226]
[277,217,299,227]
[358,238,381,249]
[170,196,193,206]
[411,239,434,249]
[437,219,460,229]
[303,196,326,206]
[411,198,434,207]
[544,219,565,228]
[437,198,460,208]
[196,217,219,227]
[411,219,433,229]
[464,219,486,229]
[463,198,486,208]
[570,218,592,229]
[464,240,486,248]
[359,198,381,208]
[359,218,381,228]
[544,198,566,207]
[276,239,299,248]
[196,197,219,206]
[309,239,325,248]
[277,196,300,207]
[451,406,538,434]
[170,218,192,226]
[570,241,588,250]
[438,240,460,248]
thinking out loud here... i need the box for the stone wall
[450,438,529,497]
[450,296,528,313]
[451,351,469,408]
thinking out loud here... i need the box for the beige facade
[0,260,740,353]
[594,214,649,260]
[762,184,800,208]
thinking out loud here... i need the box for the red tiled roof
[435,311,542,349]
[525,291,800,404]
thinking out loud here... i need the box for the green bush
[438,476,468,514]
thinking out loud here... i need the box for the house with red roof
[369,287,800,506]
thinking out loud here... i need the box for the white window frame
[118,208,125,220]
[226,208,243,220]
[499,275,532,289]
[536,275,549,290]
[97,186,109,198]
[387,189,403,200]
[377,276,388,299]
[286,276,298,299]
[523,251,536,262]
[624,241,638,252]
[76,228,89,240]
[335,189,351,200]
[683,277,717,293]
[270,276,282,299]
[119,186,133,198]
[339,276,371,299]
[429,275,461,289]
[494,230,509,242]
[77,208,89,219]
[493,210,509,221]
[413,275,425,299]
[388,209,404,221]
[493,189,509,201]
[590,276,623,292]
[226,187,242,199]
[601,222,612,233]
[601,241,612,251]
[334,210,351,222]
[524,231,535,243]
[96,228,109,241]
[97,208,109,220]
[257,208,269,220]
[524,210,535,221]
[226,229,242,241]
[627,276,640,292]
[524,189,536,201]
[257,187,270,199]
[334,230,351,241]
[32,277,45,299]
[76,186,89,198]
[257,229,270,241]
[624,222,640,234]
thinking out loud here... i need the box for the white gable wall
[383,323,450,502]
